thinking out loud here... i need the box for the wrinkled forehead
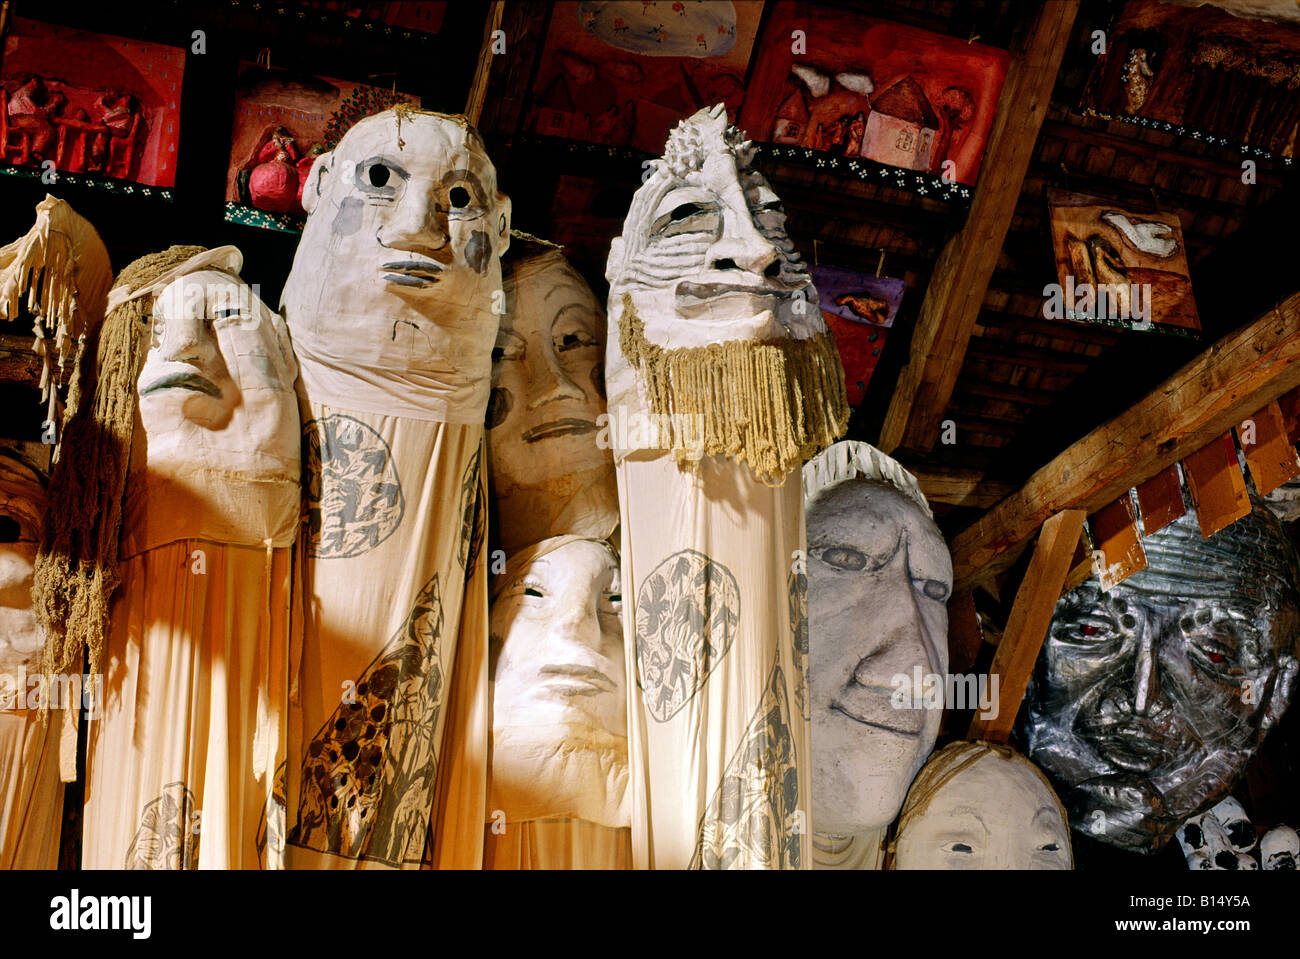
[809,479,944,550]
[508,263,601,331]
[153,269,262,320]
[334,113,497,186]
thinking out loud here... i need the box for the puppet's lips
[523,419,598,442]
[381,260,442,286]
[539,663,616,695]
[674,280,796,303]
[831,686,924,736]
[1080,721,1178,772]
[140,371,222,398]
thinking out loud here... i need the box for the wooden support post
[968,508,1086,743]
[951,291,1300,592]
[464,1,507,127]
[878,0,1080,454]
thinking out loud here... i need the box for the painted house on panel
[862,75,939,171]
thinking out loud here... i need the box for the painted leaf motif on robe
[304,414,406,558]
[634,549,740,722]
[125,782,199,870]
[289,574,444,866]
[690,663,800,870]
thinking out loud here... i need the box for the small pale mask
[491,538,625,737]
[1261,824,1298,870]
[1176,796,1258,870]
[489,537,628,825]
[892,743,1073,870]
[805,442,951,836]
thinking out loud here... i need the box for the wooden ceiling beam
[878,0,1080,455]
[950,291,1300,592]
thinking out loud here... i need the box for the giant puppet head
[1024,500,1300,854]
[803,441,952,839]
[34,246,299,677]
[604,104,847,482]
[889,741,1073,870]
[488,535,628,827]
[282,106,512,421]
[488,246,617,552]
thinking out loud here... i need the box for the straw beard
[613,291,848,485]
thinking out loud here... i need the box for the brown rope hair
[33,245,207,682]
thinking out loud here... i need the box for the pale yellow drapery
[286,406,489,869]
[81,539,292,869]
[618,454,811,869]
[0,709,62,868]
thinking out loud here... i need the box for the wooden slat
[947,590,984,676]
[1090,493,1146,590]
[909,466,1016,509]
[879,0,1081,454]
[968,508,1086,743]
[950,291,1300,592]
[1237,400,1300,496]
[1182,432,1251,539]
[1135,465,1185,536]
[1277,385,1300,443]
[464,0,507,127]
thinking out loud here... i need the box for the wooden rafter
[951,291,1300,592]
[968,508,1086,742]
[878,0,1080,455]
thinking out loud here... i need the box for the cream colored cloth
[286,405,488,869]
[483,818,631,869]
[618,453,811,869]
[0,708,62,868]
[0,194,112,425]
[81,539,292,869]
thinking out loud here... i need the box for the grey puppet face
[1024,502,1300,853]
[808,478,952,835]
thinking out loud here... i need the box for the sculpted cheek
[465,230,491,274]
[332,197,363,236]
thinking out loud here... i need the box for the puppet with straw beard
[603,104,849,869]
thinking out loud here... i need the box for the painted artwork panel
[1047,188,1201,334]
[812,266,902,407]
[225,64,416,232]
[1081,0,1300,157]
[739,2,1009,185]
[528,1,764,154]
[1,18,184,188]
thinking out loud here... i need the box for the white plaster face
[1177,797,1259,870]
[606,106,822,349]
[808,478,951,835]
[285,111,510,377]
[1261,824,1298,870]
[0,466,43,672]
[490,253,609,489]
[138,269,298,477]
[894,753,1073,870]
[491,540,625,737]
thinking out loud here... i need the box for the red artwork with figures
[740,2,1008,185]
[225,63,417,230]
[527,1,763,154]
[1,18,184,187]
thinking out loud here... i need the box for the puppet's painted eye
[368,165,390,188]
